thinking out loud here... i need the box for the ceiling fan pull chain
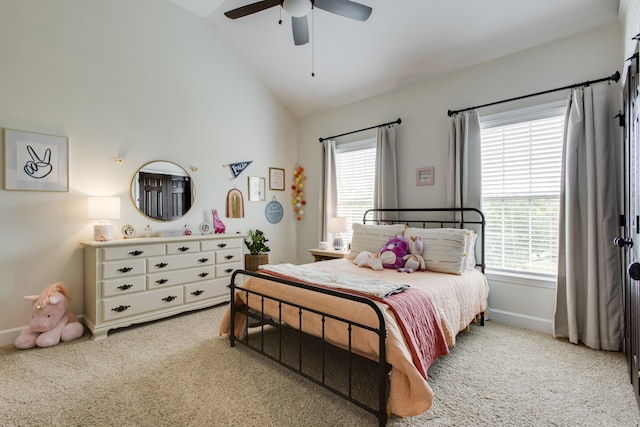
[311,6,315,77]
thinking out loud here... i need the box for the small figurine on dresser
[212,209,226,234]
[14,282,83,349]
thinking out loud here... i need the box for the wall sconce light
[88,196,121,241]
[115,157,124,164]
[328,217,348,251]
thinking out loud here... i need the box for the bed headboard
[362,207,486,273]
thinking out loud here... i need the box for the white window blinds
[335,139,376,245]
[481,106,565,275]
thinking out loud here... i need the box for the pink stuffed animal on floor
[14,282,83,349]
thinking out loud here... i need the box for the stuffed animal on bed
[352,250,384,271]
[398,235,426,273]
[14,282,83,349]
[379,235,409,269]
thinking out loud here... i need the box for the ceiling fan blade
[292,16,309,45]
[313,0,372,21]
[224,0,281,19]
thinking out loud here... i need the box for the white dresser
[81,233,245,339]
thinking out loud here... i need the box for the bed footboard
[229,269,390,426]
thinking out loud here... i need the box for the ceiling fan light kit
[282,0,312,17]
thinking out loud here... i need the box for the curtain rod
[318,118,401,143]
[447,71,620,117]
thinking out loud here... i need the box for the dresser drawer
[102,259,146,279]
[216,261,242,278]
[102,287,183,322]
[147,252,214,273]
[201,237,242,251]
[184,278,229,303]
[147,266,214,288]
[215,248,242,264]
[166,241,200,254]
[102,276,146,298]
[102,244,165,261]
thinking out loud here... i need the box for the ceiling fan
[224,0,373,46]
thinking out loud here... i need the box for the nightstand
[309,248,348,262]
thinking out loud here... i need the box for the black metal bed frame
[227,207,486,426]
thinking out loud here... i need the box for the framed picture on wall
[248,176,266,201]
[416,166,434,186]
[4,128,69,192]
[269,167,285,190]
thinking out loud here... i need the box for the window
[481,104,565,276]
[335,138,377,246]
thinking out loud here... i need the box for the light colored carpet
[0,304,638,426]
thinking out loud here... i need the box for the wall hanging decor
[226,187,245,218]
[291,165,306,221]
[4,128,69,191]
[248,176,265,201]
[269,167,285,190]
[265,196,284,224]
[416,166,434,186]
[224,161,252,180]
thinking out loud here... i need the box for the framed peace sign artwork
[4,128,69,192]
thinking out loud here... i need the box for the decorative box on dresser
[81,233,245,340]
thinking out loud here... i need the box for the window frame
[480,100,566,283]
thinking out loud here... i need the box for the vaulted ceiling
[170,0,621,118]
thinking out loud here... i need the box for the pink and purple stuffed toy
[379,235,409,269]
[14,282,83,349]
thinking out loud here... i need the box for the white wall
[0,0,298,345]
[297,23,624,333]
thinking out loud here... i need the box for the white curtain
[321,139,338,241]
[374,125,398,216]
[448,111,482,213]
[553,84,623,351]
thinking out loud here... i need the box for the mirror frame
[130,161,195,222]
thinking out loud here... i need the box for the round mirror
[130,161,195,222]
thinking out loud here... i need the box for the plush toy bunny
[352,250,383,271]
[398,235,426,273]
[14,282,83,349]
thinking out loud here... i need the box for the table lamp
[329,217,348,251]
[88,196,120,241]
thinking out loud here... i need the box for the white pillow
[348,223,406,260]
[404,227,467,274]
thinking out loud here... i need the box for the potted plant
[244,229,270,272]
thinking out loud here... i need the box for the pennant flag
[224,161,252,179]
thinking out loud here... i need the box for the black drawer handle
[224,255,234,260]
[117,284,133,291]
[191,290,204,296]
[129,250,144,256]
[225,268,233,273]
[198,272,209,278]
[217,243,227,248]
[155,262,168,268]
[111,305,130,313]
[162,296,177,302]
[155,278,169,284]
[117,267,133,273]
[198,258,209,263]
[178,246,190,252]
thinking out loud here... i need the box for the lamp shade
[88,196,120,220]
[282,0,312,17]
[328,217,348,233]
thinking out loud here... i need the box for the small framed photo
[4,128,69,191]
[248,176,265,201]
[416,166,434,186]
[269,167,285,191]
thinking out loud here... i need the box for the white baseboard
[0,326,24,348]
[488,308,553,335]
